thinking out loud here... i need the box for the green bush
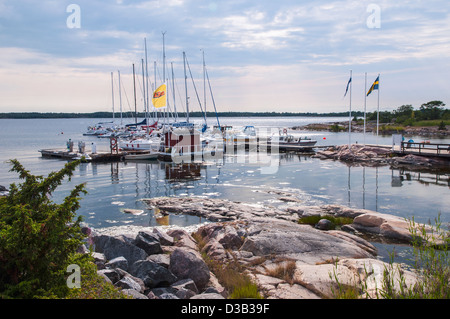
[0,159,87,298]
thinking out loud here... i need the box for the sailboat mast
[142,59,148,134]
[203,50,206,122]
[133,63,137,124]
[162,32,166,83]
[162,32,167,127]
[183,51,189,123]
[205,65,220,129]
[171,62,177,121]
[144,38,150,121]
[111,72,115,121]
[154,61,157,121]
[118,70,123,125]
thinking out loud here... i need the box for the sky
[0,0,449,114]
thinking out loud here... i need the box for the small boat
[269,129,317,149]
[124,150,159,160]
[119,121,160,151]
[225,125,258,143]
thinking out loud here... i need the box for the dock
[366,142,450,159]
[396,142,450,158]
[39,148,126,162]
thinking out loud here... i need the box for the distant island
[0,111,366,119]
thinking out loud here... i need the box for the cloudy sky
[0,0,449,114]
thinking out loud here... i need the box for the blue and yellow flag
[366,75,379,96]
[152,83,167,109]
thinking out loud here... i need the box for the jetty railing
[401,141,450,157]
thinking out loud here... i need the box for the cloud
[0,0,449,112]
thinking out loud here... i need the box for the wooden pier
[397,142,450,158]
[374,142,450,159]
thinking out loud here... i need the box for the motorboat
[119,133,162,151]
[269,129,317,149]
[124,150,159,161]
[225,125,258,143]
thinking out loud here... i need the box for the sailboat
[157,49,224,162]
[119,47,162,153]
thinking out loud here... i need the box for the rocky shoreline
[312,144,450,171]
[84,196,447,299]
[292,121,449,137]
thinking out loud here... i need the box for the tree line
[0,101,447,122]
[0,111,366,119]
[365,100,449,125]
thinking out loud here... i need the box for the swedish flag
[366,75,379,96]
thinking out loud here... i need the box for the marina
[2,116,449,230]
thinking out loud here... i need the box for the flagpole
[376,73,380,145]
[364,72,367,146]
[348,70,352,148]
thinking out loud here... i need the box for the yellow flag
[152,84,167,109]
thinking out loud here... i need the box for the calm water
[1,117,449,233]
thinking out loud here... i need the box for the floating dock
[39,148,125,162]
[39,142,336,163]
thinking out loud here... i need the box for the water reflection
[338,163,448,221]
[67,151,450,229]
[391,168,450,188]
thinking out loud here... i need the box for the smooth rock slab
[240,217,376,264]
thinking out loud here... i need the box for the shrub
[0,159,87,298]
[265,260,297,285]
[192,232,263,299]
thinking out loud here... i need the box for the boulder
[97,270,113,284]
[217,225,244,249]
[134,231,163,255]
[115,268,146,293]
[315,219,334,230]
[114,276,142,292]
[106,256,128,271]
[97,269,120,284]
[169,248,211,290]
[92,252,107,264]
[93,234,147,265]
[190,293,225,299]
[167,229,198,251]
[150,287,178,297]
[152,227,174,246]
[175,287,197,299]
[351,212,423,243]
[159,293,180,299]
[121,289,148,299]
[129,260,177,288]
[171,278,199,294]
[146,254,170,268]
